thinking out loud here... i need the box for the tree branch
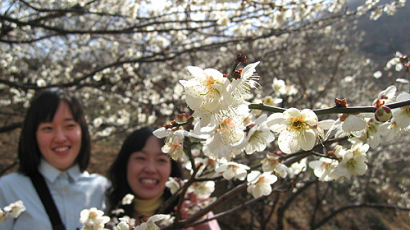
[249,99,410,115]
[313,203,410,229]
[0,122,22,133]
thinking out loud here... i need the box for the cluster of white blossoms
[80,208,110,230]
[154,60,410,200]
[80,207,173,230]
[247,171,278,199]
[114,214,173,230]
[332,85,410,148]
[73,58,409,229]
[178,62,267,160]
[0,200,26,224]
[309,143,369,181]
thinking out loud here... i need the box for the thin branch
[0,121,22,133]
[249,99,410,115]
[313,203,410,229]
[0,159,19,177]
[189,182,287,229]
[263,192,281,229]
[277,180,317,230]
[164,182,247,229]
[309,182,331,230]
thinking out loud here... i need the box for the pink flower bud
[375,105,392,122]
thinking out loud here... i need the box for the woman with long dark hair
[0,88,109,230]
[106,127,220,229]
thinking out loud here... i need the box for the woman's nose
[143,161,156,172]
[53,127,67,142]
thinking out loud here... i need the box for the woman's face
[127,135,171,200]
[36,101,82,170]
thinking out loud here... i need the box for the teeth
[55,147,69,152]
[140,179,157,185]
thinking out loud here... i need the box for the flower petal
[278,130,300,154]
[299,129,316,151]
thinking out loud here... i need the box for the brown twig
[313,203,410,229]
[249,99,410,115]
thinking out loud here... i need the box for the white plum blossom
[247,171,277,198]
[151,214,174,227]
[179,66,228,114]
[216,16,230,26]
[316,119,336,141]
[80,208,110,230]
[243,114,275,155]
[121,194,134,205]
[373,71,382,79]
[332,143,369,180]
[263,96,283,106]
[267,108,319,154]
[134,214,173,230]
[115,221,131,230]
[93,117,104,127]
[154,127,204,161]
[1,200,26,221]
[134,220,160,230]
[272,77,298,97]
[396,78,409,84]
[309,157,339,181]
[391,92,410,129]
[215,161,250,180]
[328,0,346,13]
[165,177,181,194]
[364,118,384,148]
[272,78,287,96]
[288,158,307,178]
[261,154,288,178]
[184,157,218,178]
[340,114,367,133]
[115,216,136,230]
[384,52,403,71]
[36,79,46,87]
[202,116,245,160]
[350,116,390,149]
[372,85,397,107]
[188,181,215,198]
[376,92,410,141]
[227,61,260,105]
[161,130,185,161]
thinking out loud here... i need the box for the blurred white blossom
[80,208,110,230]
[247,171,277,198]
[215,161,250,180]
[121,194,134,205]
[1,200,26,223]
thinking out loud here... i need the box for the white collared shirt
[0,160,109,230]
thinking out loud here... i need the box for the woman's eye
[39,125,53,131]
[66,122,78,129]
[158,158,169,163]
[134,156,145,161]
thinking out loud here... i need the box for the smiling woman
[36,101,82,171]
[0,88,109,230]
[106,127,181,219]
[126,135,172,201]
[106,127,220,229]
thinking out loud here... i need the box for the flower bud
[375,105,392,122]
[176,113,191,124]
